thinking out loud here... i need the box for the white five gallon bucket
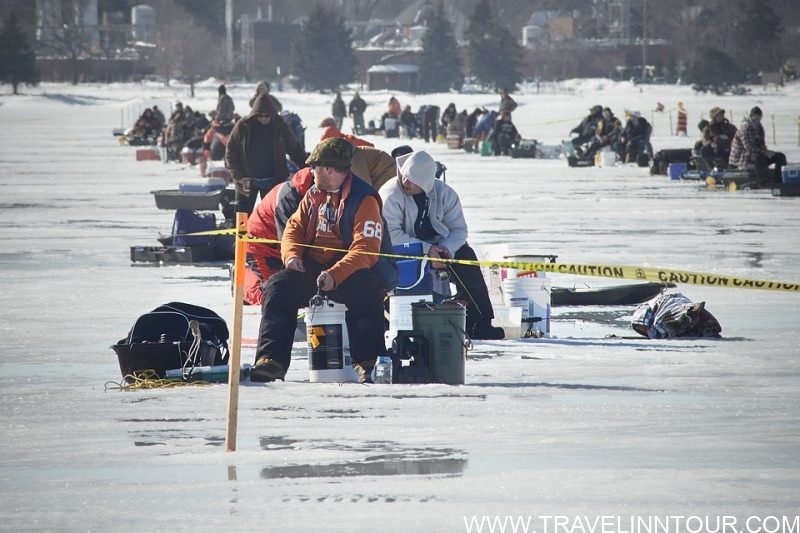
[385,294,433,349]
[503,254,552,279]
[502,277,552,338]
[305,302,358,383]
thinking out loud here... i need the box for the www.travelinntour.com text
[462,515,800,533]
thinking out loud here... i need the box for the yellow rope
[104,369,213,390]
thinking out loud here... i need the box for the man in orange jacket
[250,138,397,383]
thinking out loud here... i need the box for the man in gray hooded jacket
[379,151,504,340]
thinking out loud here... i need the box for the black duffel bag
[650,148,693,175]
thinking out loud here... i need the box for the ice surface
[0,79,798,532]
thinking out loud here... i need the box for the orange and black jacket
[282,174,396,291]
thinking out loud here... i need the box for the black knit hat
[750,106,762,117]
[391,145,413,159]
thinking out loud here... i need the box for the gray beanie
[397,151,436,193]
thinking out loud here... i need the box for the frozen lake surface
[1,79,798,532]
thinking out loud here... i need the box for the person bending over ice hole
[583,107,622,161]
[570,104,603,156]
[379,151,504,340]
[620,111,653,165]
[250,138,397,384]
[493,111,520,156]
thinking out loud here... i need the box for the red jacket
[244,168,314,305]
[320,126,374,147]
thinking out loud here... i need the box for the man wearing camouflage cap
[251,137,397,384]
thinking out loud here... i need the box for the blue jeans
[236,178,276,215]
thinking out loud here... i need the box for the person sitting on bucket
[620,111,653,163]
[728,106,787,183]
[700,107,737,169]
[379,151,505,340]
[250,137,397,384]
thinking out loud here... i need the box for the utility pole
[641,0,647,81]
[225,0,233,77]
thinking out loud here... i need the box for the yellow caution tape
[176,228,800,292]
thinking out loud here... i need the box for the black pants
[699,145,731,169]
[422,118,438,142]
[444,244,495,334]
[235,178,276,215]
[494,133,515,156]
[755,152,787,183]
[352,113,364,134]
[572,133,593,150]
[256,259,387,370]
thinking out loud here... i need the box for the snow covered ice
[0,78,799,532]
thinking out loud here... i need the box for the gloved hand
[317,270,335,291]
[428,245,451,270]
[235,178,251,197]
[286,257,305,272]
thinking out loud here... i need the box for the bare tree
[36,1,95,84]
[151,4,224,96]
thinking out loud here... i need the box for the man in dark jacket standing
[215,84,235,124]
[348,92,367,134]
[332,92,347,130]
[225,93,307,214]
[499,88,517,116]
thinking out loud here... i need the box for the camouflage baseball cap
[305,137,353,168]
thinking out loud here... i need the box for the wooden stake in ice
[225,212,247,452]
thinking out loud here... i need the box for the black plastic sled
[111,302,229,381]
[551,282,675,307]
[567,154,595,167]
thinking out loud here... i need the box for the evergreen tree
[735,0,783,74]
[466,0,522,91]
[292,4,356,92]
[0,12,39,95]
[417,1,463,93]
[685,46,747,93]
[466,0,493,84]
[175,0,224,34]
